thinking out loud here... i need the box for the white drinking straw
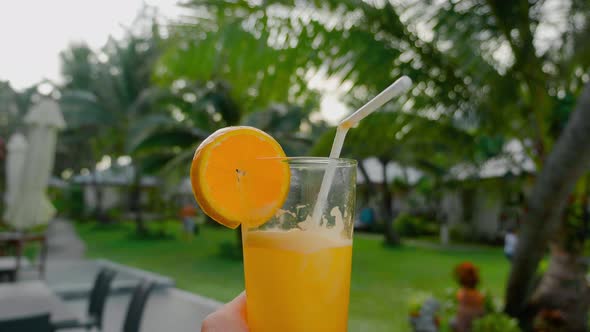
[310,76,413,225]
[339,76,412,129]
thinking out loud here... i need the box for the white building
[72,165,159,213]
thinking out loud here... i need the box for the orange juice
[243,229,352,332]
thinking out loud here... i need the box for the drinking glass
[242,157,357,332]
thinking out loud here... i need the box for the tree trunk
[529,245,590,332]
[130,163,147,236]
[0,159,5,220]
[505,83,590,319]
[402,166,410,184]
[92,172,107,223]
[380,158,400,246]
[583,175,590,237]
[358,159,377,193]
[358,159,377,208]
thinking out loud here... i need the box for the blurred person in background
[179,203,199,240]
[504,227,518,262]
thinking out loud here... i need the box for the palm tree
[59,16,175,234]
[131,2,335,183]
[131,78,327,249]
[129,13,331,250]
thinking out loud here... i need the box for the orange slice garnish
[190,126,290,229]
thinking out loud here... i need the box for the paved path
[45,218,86,260]
[41,219,220,331]
[19,219,86,280]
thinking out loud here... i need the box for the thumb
[201,292,248,332]
[224,291,247,315]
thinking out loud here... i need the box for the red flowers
[454,261,480,289]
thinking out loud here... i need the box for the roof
[72,165,159,187]
[357,157,423,185]
[48,176,68,188]
[448,139,536,181]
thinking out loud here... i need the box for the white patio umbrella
[2,133,28,221]
[5,99,66,230]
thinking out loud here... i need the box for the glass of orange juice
[242,157,356,332]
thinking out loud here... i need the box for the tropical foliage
[132,7,329,173]
[2,1,590,329]
[0,81,39,138]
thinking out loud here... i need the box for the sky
[0,0,348,123]
[0,0,180,88]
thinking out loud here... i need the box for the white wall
[472,186,502,239]
[84,185,120,211]
[83,185,151,211]
[441,189,463,226]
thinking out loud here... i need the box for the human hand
[201,292,249,332]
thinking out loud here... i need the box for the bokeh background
[1,1,590,331]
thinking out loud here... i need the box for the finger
[223,291,247,315]
[201,292,249,332]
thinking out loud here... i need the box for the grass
[76,221,509,331]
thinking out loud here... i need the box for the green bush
[106,208,123,221]
[472,313,521,332]
[537,258,549,275]
[481,289,502,314]
[394,213,438,237]
[58,185,85,219]
[449,223,472,243]
[219,241,243,261]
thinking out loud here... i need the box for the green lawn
[76,222,509,331]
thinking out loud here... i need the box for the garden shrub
[472,313,521,332]
[219,240,243,261]
[60,184,85,219]
[394,213,438,237]
[106,207,123,221]
[448,223,472,243]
